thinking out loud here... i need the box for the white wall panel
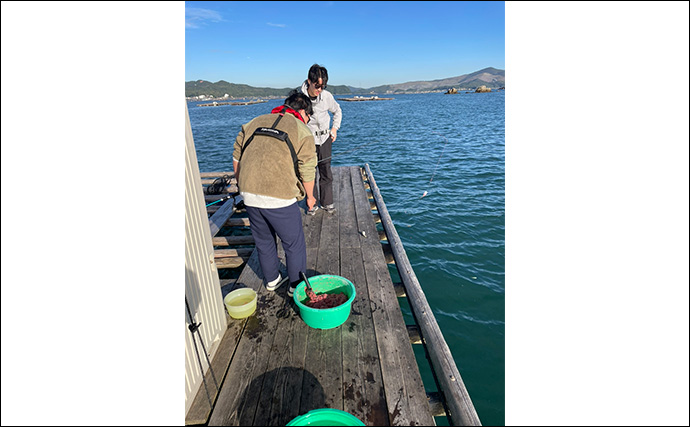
[184,102,226,415]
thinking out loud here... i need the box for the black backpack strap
[270,105,288,128]
[239,122,301,181]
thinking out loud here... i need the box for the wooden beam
[381,243,395,264]
[214,257,248,269]
[212,235,255,246]
[393,282,406,297]
[199,171,234,179]
[224,218,250,227]
[365,163,482,426]
[208,200,236,238]
[407,325,422,344]
[427,391,448,417]
[201,178,236,186]
[214,248,255,258]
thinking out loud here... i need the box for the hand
[307,196,317,211]
[330,128,337,142]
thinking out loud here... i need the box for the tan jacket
[233,112,316,200]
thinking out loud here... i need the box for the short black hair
[307,64,328,86]
[284,90,313,116]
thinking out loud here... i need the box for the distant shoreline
[186,89,505,103]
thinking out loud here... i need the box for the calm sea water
[188,91,505,426]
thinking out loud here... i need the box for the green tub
[293,275,356,329]
[286,408,365,426]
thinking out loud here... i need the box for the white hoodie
[300,81,342,146]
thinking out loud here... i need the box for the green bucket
[293,275,356,329]
[286,408,365,426]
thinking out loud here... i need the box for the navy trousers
[245,203,306,285]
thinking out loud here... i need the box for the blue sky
[185,1,505,88]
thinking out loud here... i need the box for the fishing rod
[206,193,235,207]
[317,140,380,164]
[420,131,452,199]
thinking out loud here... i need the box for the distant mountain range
[185,67,504,98]
[364,67,505,94]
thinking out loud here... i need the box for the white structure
[185,102,227,415]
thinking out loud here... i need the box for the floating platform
[198,100,268,107]
[337,96,394,102]
[186,166,480,426]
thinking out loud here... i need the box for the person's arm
[327,92,342,142]
[232,122,249,188]
[233,159,240,181]
[295,123,317,207]
[302,179,316,210]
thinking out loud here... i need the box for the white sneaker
[266,274,288,291]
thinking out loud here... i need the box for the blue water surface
[188,91,505,426]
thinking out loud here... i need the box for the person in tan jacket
[233,92,317,297]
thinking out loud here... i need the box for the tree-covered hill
[185,80,355,98]
[185,67,505,98]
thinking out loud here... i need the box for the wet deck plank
[204,166,434,426]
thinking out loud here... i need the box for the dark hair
[307,64,328,86]
[284,90,313,116]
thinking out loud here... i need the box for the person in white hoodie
[300,64,342,214]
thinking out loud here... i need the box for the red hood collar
[271,105,306,123]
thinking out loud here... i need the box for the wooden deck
[187,166,436,426]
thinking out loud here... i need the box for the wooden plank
[301,167,343,413]
[208,250,286,426]
[185,319,245,425]
[192,251,261,426]
[208,200,235,237]
[200,171,234,178]
[251,244,311,426]
[255,246,320,425]
[214,257,249,269]
[201,178,236,185]
[212,235,255,246]
[224,218,250,227]
[360,238,434,426]
[349,166,377,252]
[303,202,324,249]
[354,167,435,426]
[365,163,481,426]
[338,167,360,249]
[340,247,389,426]
[214,248,255,258]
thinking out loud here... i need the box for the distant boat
[337,96,393,102]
